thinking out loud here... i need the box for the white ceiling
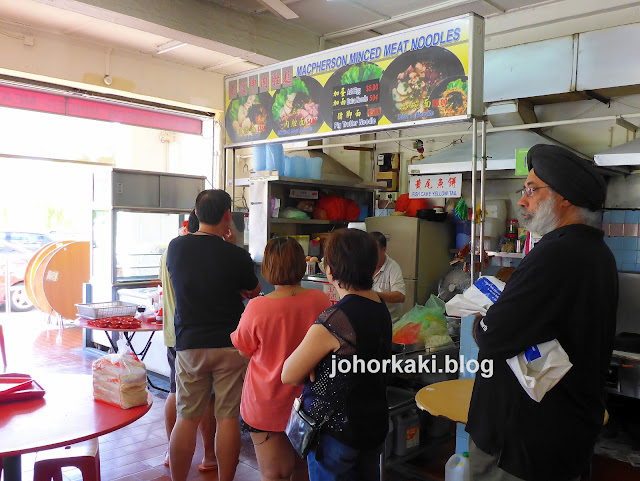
[2,0,640,156]
[1,0,640,77]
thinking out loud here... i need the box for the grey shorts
[175,347,248,419]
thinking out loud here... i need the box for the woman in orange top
[231,237,331,481]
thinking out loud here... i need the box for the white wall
[0,28,224,112]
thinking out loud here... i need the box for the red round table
[0,373,152,481]
[78,317,163,359]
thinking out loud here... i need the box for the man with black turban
[466,144,618,481]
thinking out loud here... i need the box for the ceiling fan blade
[257,0,299,19]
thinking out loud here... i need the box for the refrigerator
[365,216,452,315]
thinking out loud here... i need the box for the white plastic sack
[93,336,148,409]
[445,276,505,317]
[506,339,573,403]
[463,276,505,311]
[445,294,487,317]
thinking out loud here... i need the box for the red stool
[33,439,100,481]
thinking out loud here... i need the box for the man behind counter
[167,189,261,481]
[467,144,618,481]
[370,231,406,323]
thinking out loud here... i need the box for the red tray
[0,373,33,395]
[0,374,46,403]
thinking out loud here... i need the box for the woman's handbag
[285,397,319,458]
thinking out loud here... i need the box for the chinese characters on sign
[248,75,258,95]
[259,72,269,93]
[228,80,238,100]
[238,78,248,97]
[409,173,461,198]
[282,66,293,87]
[271,69,282,90]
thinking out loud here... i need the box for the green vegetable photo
[340,63,383,85]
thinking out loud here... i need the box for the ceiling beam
[31,0,319,63]
[321,0,477,41]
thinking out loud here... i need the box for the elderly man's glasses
[520,186,550,197]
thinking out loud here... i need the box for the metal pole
[479,120,487,277]
[212,119,217,188]
[223,147,228,194]
[231,147,236,211]
[4,255,11,314]
[470,118,478,283]
[373,132,378,183]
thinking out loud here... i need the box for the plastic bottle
[507,218,519,238]
[243,213,249,246]
[445,451,470,481]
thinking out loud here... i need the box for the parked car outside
[0,232,54,312]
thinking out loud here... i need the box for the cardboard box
[376,171,398,191]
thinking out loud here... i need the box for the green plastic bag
[279,207,310,220]
[392,295,452,347]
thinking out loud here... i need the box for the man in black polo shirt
[467,145,618,481]
[167,189,260,481]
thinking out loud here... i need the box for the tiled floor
[0,311,260,481]
[2,310,640,481]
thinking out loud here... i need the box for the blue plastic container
[293,156,306,178]
[252,145,267,172]
[266,143,284,174]
[455,221,471,250]
[358,205,369,221]
[307,157,323,180]
[283,156,295,177]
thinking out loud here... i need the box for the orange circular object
[43,241,90,320]
[33,248,61,315]
[26,241,74,310]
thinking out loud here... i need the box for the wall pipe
[470,118,478,282]
[479,120,487,277]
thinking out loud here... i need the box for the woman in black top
[282,228,392,481]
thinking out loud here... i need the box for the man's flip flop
[198,464,218,472]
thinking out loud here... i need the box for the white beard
[520,195,559,236]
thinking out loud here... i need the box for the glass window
[114,211,186,282]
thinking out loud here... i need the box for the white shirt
[373,254,406,322]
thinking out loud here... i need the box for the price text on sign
[409,173,461,198]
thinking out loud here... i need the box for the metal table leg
[4,455,22,481]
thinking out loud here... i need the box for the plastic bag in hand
[506,339,573,402]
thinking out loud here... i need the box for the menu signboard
[409,173,461,198]
[224,13,484,146]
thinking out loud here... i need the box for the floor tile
[3,309,638,481]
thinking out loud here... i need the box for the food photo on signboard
[225,92,273,144]
[380,46,466,122]
[271,76,323,137]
